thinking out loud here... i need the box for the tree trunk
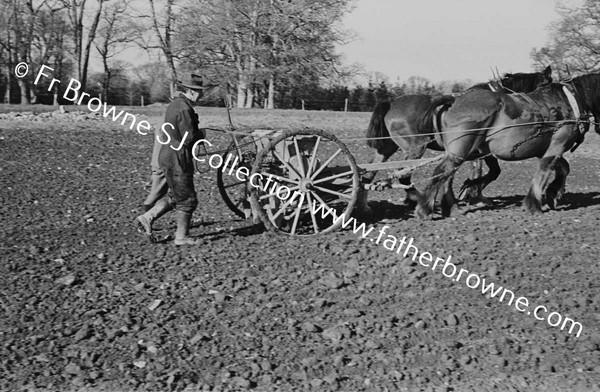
[17,78,29,105]
[244,56,256,108]
[267,74,275,109]
[4,64,10,103]
[103,71,110,103]
[237,73,246,108]
[70,0,83,84]
[244,86,254,108]
[167,56,177,98]
[80,0,104,91]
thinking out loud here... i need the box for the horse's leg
[357,146,397,214]
[441,174,465,217]
[524,156,560,213]
[459,159,483,201]
[545,157,570,210]
[416,154,463,219]
[460,156,502,205]
[459,156,501,206]
[392,143,428,208]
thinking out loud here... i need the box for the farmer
[136,73,206,245]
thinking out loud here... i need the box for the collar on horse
[562,82,590,151]
[431,106,445,148]
[562,83,581,120]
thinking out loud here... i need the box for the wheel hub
[299,178,313,192]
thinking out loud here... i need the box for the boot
[135,198,173,236]
[174,210,198,246]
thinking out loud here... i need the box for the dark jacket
[158,93,204,174]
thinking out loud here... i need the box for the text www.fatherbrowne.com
[309,201,584,338]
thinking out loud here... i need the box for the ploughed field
[1,105,600,392]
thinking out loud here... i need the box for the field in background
[0,104,371,134]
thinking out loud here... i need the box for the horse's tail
[418,95,456,135]
[366,101,391,151]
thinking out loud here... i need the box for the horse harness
[507,83,590,151]
[562,82,591,152]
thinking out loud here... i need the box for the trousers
[163,167,198,213]
[143,167,168,208]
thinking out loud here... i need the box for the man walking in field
[136,73,206,245]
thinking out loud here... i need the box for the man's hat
[177,73,205,90]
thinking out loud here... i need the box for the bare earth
[1,106,599,392]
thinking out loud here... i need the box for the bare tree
[177,0,356,108]
[0,0,68,104]
[94,0,135,102]
[531,0,600,76]
[60,0,106,91]
[133,0,179,97]
[32,6,71,104]
[261,0,356,108]
[0,0,16,103]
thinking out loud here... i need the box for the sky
[338,0,561,84]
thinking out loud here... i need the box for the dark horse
[357,66,552,214]
[414,73,600,219]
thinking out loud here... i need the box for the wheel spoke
[258,172,299,185]
[312,185,353,200]
[305,192,320,234]
[290,193,306,235]
[311,170,354,185]
[293,138,306,177]
[223,180,246,189]
[311,191,334,214]
[258,185,300,201]
[306,136,321,177]
[310,148,342,180]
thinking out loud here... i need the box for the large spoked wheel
[249,129,360,235]
[216,135,257,219]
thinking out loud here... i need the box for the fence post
[344,98,348,112]
[141,96,144,107]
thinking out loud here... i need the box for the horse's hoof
[469,195,493,207]
[415,206,432,220]
[524,198,542,214]
[451,205,467,215]
[458,183,476,201]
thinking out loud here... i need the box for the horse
[414,73,600,219]
[357,66,552,215]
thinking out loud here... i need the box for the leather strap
[562,85,581,119]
